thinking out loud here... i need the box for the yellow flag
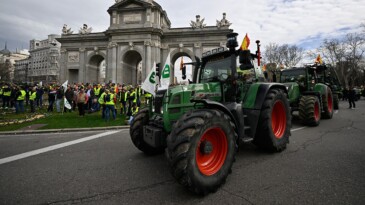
[315,54,323,64]
[240,33,250,50]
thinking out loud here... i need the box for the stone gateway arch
[57,0,233,85]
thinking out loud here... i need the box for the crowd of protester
[0,81,152,124]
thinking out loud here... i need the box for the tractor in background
[315,64,342,109]
[280,65,334,126]
[130,33,291,194]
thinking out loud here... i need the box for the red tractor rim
[196,127,228,176]
[328,93,333,112]
[271,101,287,139]
[314,101,320,121]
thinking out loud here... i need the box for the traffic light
[156,63,161,78]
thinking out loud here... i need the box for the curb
[0,126,130,135]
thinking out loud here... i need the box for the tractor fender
[243,83,289,110]
[191,99,241,137]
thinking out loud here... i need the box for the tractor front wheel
[166,109,237,195]
[299,95,321,126]
[253,88,291,152]
[322,87,334,119]
[130,108,164,155]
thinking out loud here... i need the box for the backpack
[104,94,111,102]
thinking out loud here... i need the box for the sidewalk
[0,125,130,135]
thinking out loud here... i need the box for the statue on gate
[79,24,92,35]
[62,24,73,35]
[190,15,206,29]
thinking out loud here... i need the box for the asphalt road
[0,100,364,205]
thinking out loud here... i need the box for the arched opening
[173,55,193,84]
[88,55,105,83]
[122,51,142,85]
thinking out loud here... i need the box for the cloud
[0,0,364,52]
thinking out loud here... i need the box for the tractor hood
[166,82,222,105]
[161,82,222,132]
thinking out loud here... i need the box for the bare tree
[320,32,365,87]
[263,43,283,66]
[345,33,365,86]
[281,44,304,68]
[264,43,304,68]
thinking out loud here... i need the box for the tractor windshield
[200,57,231,83]
[280,69,306,83]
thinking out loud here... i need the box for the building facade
[57,0,233,85]
[1,44,29,82]
[27,34,61,83]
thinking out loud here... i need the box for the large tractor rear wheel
[333,93,339,110]
[322,87,334,119]
[130,108,164,155]
[166,109,237,195]
[253,88,291,152]
[298,95,321,126]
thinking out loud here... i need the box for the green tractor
[130,33,291,194]
[315,64,342,109]
[280,65,334,126]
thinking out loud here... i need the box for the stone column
[79,47,86,83]
[144,40,152,83]
[107,42,117,83]
[60,49,67,83]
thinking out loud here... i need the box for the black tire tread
[130,108,164,155]
[166,109,237,195]
[298,95,320,126]
[253,88,291,152]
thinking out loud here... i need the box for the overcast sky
[0,0,364,52]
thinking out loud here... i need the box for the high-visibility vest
[145,93,152,98]
[94,87,101,96]
[132,106,139,116]
[136,87,141,97]
[29,91,37,101]
[17,90,26,101]
[0,88,3,95]
[120,91,128,102]
[130,91,137,103]
[98,92,106,105]
[3,87,11,97]
[105,93,115,105]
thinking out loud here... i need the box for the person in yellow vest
[98,90,106,119]
[15,86,26,113]
[104,89,116,121]
[119,86,128,115]
[2,84,11,109]
[145,92,152,105]
[94,84,101,98]
[136,85,142,107]
[29,86,37,113]
[127,87,137,116]
[127,103,139,125]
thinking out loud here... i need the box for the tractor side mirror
[239,50,253,70]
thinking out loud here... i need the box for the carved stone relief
[68,52,79,63]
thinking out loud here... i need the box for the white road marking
[291,127,307,132]
[0,130,120,165]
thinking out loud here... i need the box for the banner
[64,98,72,109]
[160,53,171,90]
[141,61,157,96]
[62,80,68,93]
